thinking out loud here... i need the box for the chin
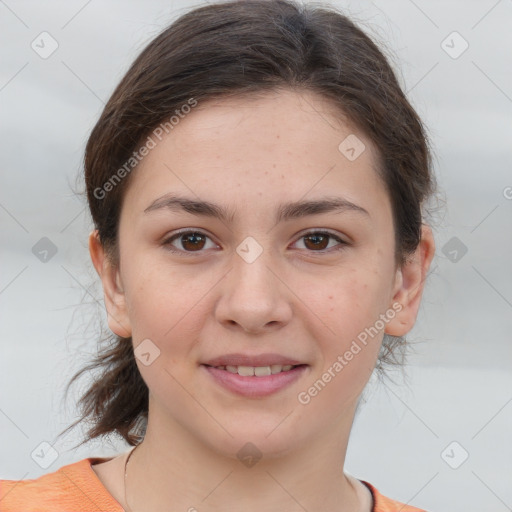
[199,420,307,463]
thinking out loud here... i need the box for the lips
[202,363,308,397]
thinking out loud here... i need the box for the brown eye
[180,232,207,251]
[163,230,215,254]
[294,231,347,252]
[163,229,348,256]
[303,233,329,250]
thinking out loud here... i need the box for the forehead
[122,88,389,223]
[164,88,369,155]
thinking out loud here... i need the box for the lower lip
[201,364,308,398]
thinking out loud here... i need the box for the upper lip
[202,353,305,367]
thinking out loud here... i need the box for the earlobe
[107,312,132,339]
[88,230,132,338]
[384,224,436,337]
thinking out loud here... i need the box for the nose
[214,249,293,335]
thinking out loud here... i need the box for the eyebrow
[143,193,370,223]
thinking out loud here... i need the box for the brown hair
[60,0,438,448]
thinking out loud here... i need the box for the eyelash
[162,229,349,256]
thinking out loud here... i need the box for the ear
[385,224,436,337]
[88,230,132,338]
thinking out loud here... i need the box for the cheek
[305,345,379,412]
[301,276,384,406]
[123,261,207,345]
[309,270,386,337]
[304,269,388,372]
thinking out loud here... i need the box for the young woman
[0,0,436,510]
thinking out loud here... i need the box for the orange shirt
[0,457,428,511]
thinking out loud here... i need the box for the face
[91,88,433,459]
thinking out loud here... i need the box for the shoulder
[361,480,430,512]
[0,457,123,512]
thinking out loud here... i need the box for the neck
[124,401,364,512]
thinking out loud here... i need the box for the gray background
[1,1,511,511]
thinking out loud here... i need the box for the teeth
[254,366,272,376]
[218,364,296,376]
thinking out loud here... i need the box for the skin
[89,88,435,512]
